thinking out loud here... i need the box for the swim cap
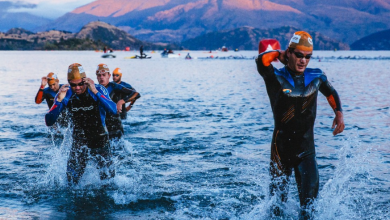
[113,68,122,76]
[67,63,86,81]
[288,31,313,52]
[47,72,58,84]
[96,63,109,74]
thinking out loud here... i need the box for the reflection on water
[0,51,389,219]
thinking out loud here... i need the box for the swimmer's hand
[57,84,69,102]
[41,76,48,87]
[116,99,125,113]
[278,50,288,65]
[332,111,345,136]
[83,78,98,94]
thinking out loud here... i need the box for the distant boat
[221,46,228,52]
[101,53,116,58]
[258,39,281,54]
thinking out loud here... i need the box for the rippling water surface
[0,50,389,219]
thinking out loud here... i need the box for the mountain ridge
[39,0,390,45]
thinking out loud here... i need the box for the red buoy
[258,39,281,54]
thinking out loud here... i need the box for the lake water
[0,50,389,219]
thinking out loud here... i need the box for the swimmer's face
[48,81,60,92]
[112,73,121,83]
[96,70,110,87]
[69,78,87,95]
[287,48,312,74]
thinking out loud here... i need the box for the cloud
[3,0,96,19]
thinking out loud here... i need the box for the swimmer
[45,63,117,185]
[35,72,62,109]
[96,64,140,140]
[255,31,345,219]
[112,67,140,116]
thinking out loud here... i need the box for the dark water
[0,51,389,219]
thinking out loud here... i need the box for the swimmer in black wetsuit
[112,67,140,117]
[36,72,68,127]
[35,72,62,108]
[45,63,118,185]
[255,31,345,219]
[96,64,140,140]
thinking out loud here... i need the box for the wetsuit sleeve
[94,85,117,115]
[35,86,45,104]
[45,89,71,126]
[319,75,343,113]
[256,50,280,80]
[113,83,140,102]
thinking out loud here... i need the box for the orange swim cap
[113,68,122,76]
[96,63,109,74]
[288,31,313,52]
[47,72,58,84]
[67,63,86,81]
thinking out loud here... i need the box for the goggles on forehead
[97,69,109,74]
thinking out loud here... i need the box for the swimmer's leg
[91,137,115,180]
[295,155,319,220]
[269,161,292,216]
[67,142,88,185]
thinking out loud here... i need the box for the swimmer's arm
[256,50,281,79]
[319,77,345,135]
[45,86,70,126]
[35,86,45,104]
[113,83,141,112]
[94,85,117,115]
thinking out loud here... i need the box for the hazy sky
[4,0,96,19]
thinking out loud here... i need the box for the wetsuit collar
[286,66,304,77]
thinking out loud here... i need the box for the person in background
[255,31,345,219]
[45,63,117,185]
[112,67,140,116]
[96,64,140,140]
[35,72,61,109]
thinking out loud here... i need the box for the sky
[4,0,96,19]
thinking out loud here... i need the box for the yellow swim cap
[96,63,109,74]
[288,31,313,52]
[67,63,86,81]
[47,72,59,84]
[113,68,122,76]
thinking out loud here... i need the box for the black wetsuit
[104,82,140,140]
[45,85,117,184]
[35,84,68,127]
[256,51,342,218]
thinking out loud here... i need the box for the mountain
[350,29,390,50]
[0,1,52,32]
[0,21,176,50]
[40,0,390,45]
[181,26,350,50]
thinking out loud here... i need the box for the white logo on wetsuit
[96,84,108,96]
[71,105,94,111]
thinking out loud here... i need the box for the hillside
[350,29,390,50]
[39,0,390,44]
[181,26,350,50]
[0,21,177,50]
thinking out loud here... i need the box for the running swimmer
[96,64,140,140]
[45,63,117,185]
[36,72,68,127]
[112,67,140,116]
[255,31,345,219]
[35,72,62,109]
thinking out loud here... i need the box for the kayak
[125,55,151,59]
[102,53,116,58]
